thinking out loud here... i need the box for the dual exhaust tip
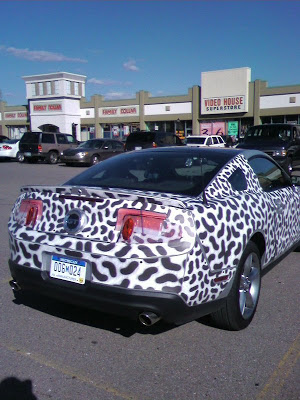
[9,280,161,327]
[9,280,21,292]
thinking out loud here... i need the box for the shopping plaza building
[0,67,299,141]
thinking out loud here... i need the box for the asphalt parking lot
[0,160,299,400]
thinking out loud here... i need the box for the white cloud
[87,78,120,86]
[2,46,87,63]
[123,59,139,71]
[104,91,135,100]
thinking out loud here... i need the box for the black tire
[47,151,59,164]
[90,154,100,166]
[17,152,25,163]
[210,242,261,331]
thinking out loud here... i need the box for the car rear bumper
[9,259,223,325]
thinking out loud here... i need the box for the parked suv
[124,131,183,151]
[237,123,300,174]
[186,135,225,147]
[19,131,79,164]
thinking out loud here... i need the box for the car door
[249,156,300,258]
[100,140,114,160]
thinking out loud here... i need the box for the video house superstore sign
[203,95,246,113]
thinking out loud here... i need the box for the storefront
[0,68,299,140]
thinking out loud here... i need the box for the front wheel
[210,242,261,330]
[90,154,100,166]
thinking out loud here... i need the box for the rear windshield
[186,137,206,145]
[126,132,156,143]
[65,149,231,197]
[78,140,104,149]
[245,125,292,142]
[20,132,40,144]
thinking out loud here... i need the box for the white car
[0,139,24,161]
[186,135,225,147]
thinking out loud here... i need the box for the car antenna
[200,157,208,205]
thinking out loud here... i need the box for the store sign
[201,68,250,115]
[228,121,239,136]
[33,103,62,112]
[4,112,27,120]
[203,96,246,113]
[100,106,139,118]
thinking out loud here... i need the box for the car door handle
[274,199,284,214]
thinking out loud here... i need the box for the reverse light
[17,199,43,227]
[116,209,167,242]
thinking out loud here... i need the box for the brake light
[116,209,167,242]
[2,145,12,150]
[38,144,42,153]
[17,199,43,227]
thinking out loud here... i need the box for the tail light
[16,199,43,227]
[152,142,157,148]
[38,144,42,153]
[116,209,167,242]
[116,208,182,243]
[2,145,12,150]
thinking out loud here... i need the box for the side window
[103,141,112,150]
[249,157,290,191]
[112,141,124,150]
[66,135,76,144]
[212,137,218,145]
[228,168,248,191]
[56,134,68,144]
[206,137,212,146]
[41,133,55,144]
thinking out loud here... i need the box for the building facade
[0,67,299,140]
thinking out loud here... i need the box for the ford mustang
[8,147,300,330]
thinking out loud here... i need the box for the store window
[54,81,59,95]
[74,82,79,96]
[38,82,44,96]
[46,81,52,95]
[66,81,71,95]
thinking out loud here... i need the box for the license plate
[50,255,86,284]
[135,146,142,150]
[24,152,32,156]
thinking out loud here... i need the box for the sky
[0,0,299,106]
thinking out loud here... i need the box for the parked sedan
[8,148,300,330]
[61,138,124,166]
[0,139,24,161]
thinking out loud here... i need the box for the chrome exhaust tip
[138,312,161,326]
[9,280,21,292]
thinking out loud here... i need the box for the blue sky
[0,0,299,106]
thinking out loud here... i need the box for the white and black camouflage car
[8,147,300,330]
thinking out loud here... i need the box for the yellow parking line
[1,342,137,400]
[257,333,300,399]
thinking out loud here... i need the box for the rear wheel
[17,152,25,163]
[210,242,261,330]
[47,151,59,164]
[90,154,100,166]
